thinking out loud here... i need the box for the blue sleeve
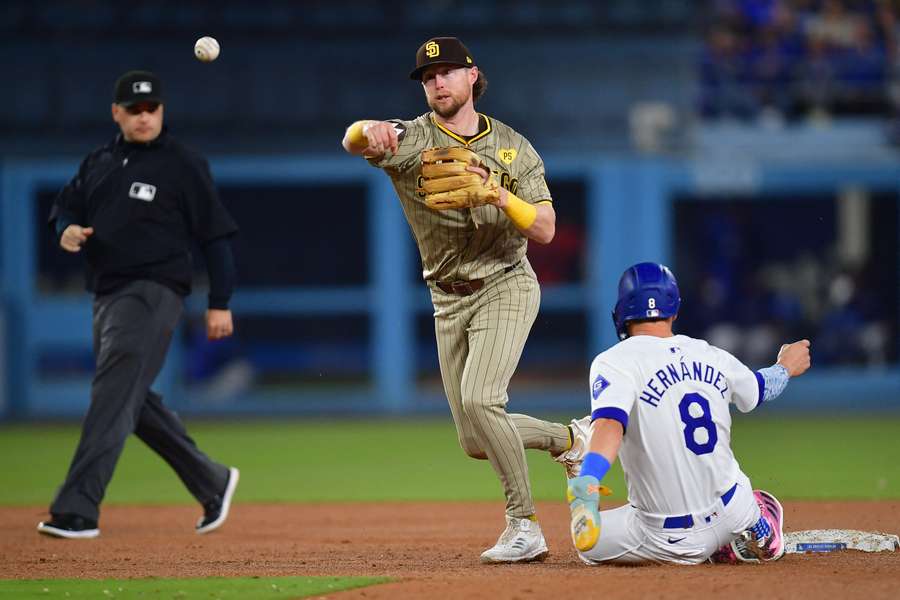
[590,407,628,434]
[756,364,790,404]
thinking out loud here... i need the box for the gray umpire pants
[50,279,229,522]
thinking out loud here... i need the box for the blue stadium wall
[1,151,898,420]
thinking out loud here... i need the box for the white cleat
[480,516,549,564]
[554,416,592,479]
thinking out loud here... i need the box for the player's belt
[434,261,521,296]
[661,482,738,529]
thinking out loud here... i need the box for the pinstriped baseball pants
[430,259,570,518]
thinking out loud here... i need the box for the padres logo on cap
[410,37,476,80]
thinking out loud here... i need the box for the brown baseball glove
[418,146,500,210]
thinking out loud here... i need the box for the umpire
[37,70,240,539]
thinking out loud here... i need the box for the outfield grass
[0,576,388,598]
[1,415,898,506]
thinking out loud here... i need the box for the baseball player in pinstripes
[342,37,590,563]
[566,262,811,565]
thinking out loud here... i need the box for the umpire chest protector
[51,129,237,296]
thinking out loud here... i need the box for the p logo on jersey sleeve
[387,120,408,143]
[592,374,611,400]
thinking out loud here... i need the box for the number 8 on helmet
[612,262,681,341]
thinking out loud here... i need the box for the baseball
[194,36,220,62]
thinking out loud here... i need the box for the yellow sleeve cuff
[502,192,538,230]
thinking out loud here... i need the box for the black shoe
[37,513,100,539]
[196,467,240,534]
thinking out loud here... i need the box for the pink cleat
[751,490,785,561]
[710,489,785,564]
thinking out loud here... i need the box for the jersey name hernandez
[589,334,762,517]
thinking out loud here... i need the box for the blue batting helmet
[612,262,681,340]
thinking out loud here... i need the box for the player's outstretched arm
[342,120,398,157]
[567,418,623,552]
[747,339,812,409]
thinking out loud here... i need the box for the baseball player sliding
[567,262,811,565]
[342,37,590,563]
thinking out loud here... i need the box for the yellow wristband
[502,192,538,230]
[345,120,371,148]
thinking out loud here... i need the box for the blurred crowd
[695,257,893,368]
[700,0,900,125]
[675,197,897,369]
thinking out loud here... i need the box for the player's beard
[428,86,472,119]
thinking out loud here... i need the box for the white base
[784,529,899,553]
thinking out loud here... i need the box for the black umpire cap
[409,37,475,80]
[114,70,163,106]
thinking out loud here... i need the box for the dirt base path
[2,501,898,599]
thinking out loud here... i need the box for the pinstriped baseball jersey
[364,107,570,521]
[368,112,551,281]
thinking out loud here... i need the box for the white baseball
[194,36,220,62]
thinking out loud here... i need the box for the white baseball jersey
[589,334,763,518]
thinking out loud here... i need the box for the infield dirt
[2,501,898,599]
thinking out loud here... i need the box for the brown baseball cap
[409,37,475,80]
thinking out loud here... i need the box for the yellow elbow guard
[345,120,370,147]
[502,193,538,230]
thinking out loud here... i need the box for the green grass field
[0,576,388,599]
[1,415,898,505]
[2,415,897,597]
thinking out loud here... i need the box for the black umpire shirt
[49,128,238,303]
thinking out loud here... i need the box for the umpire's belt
[645,482,738,530]
[434,262,520,296]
